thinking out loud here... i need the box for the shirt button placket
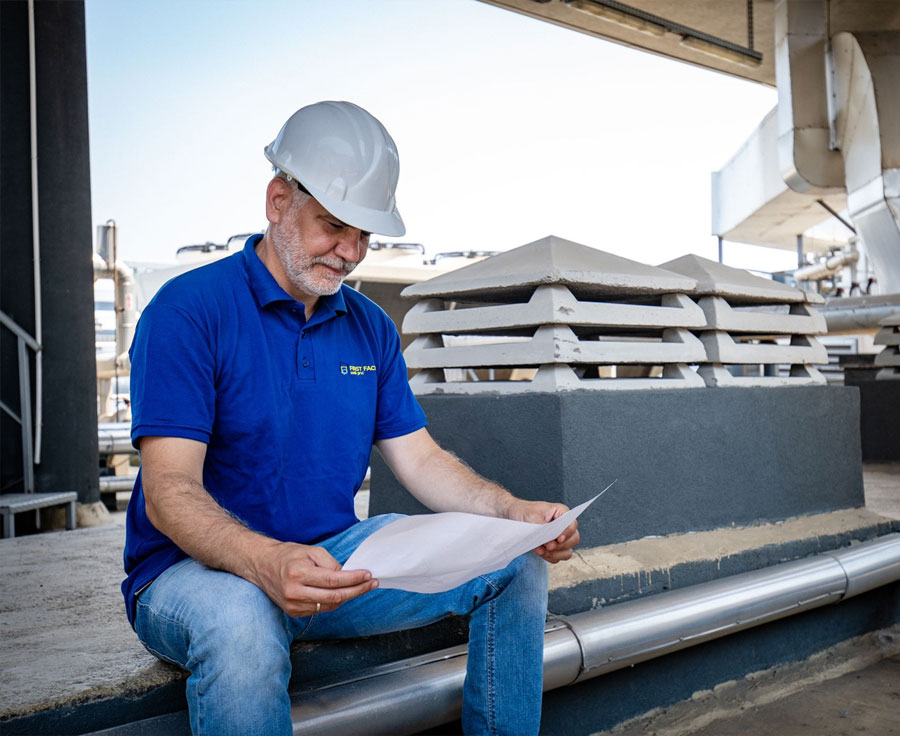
[298,325,313,379]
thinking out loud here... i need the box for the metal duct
[827,31,900,295]
[290,533,900,736]
[774,0,844,193]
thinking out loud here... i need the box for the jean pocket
[134,596,190,669]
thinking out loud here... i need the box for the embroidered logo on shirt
[340,363,376,377]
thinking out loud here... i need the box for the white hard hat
[264,101,405,237]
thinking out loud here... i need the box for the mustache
[312,257,357,273]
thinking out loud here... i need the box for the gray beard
[272,223,355,297]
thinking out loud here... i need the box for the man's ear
[265,177,292,225]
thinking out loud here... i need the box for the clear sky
[84,0,791,273]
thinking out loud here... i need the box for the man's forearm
[379,432,517,517]
[144,470,277,586]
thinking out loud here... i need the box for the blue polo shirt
[122,234,427,626]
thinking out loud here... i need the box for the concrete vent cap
[659,254,808,304]
[401,235,698,303]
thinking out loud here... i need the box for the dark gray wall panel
[370,387,864,545]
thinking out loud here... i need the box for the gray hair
[274,170,311,208]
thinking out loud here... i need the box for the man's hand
[250,541,379,618]
[505,500,581,563]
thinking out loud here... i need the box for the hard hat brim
[304,182,406,237]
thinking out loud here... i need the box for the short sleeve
[129,303,216,448]
[373,324,427,440]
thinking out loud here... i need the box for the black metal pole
[0,0,100,504]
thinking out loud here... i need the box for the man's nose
[334,229,363,262]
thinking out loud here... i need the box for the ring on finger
[315,601,321,614]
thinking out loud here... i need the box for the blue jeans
[135,514,549,736]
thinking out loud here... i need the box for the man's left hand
[505,500,581,564]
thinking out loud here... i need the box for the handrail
[0,310,40,352]
[1,309,41,493]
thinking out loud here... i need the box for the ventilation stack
[659,255,829,387]
[874,314,900,381]
[370,239,865,545]
[401,236,706,393]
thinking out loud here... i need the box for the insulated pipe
[92,251,138,362]
[98,474,138,493]
[290,534,900,736]
[97,423,136,456]
[819,294,900,333]
[791,248,859,282]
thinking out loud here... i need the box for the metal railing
[0,310,40,493]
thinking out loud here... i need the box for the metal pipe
[98,474,137,493]
[793,248,859,282]
[27,0,43,465]
[567,555,845,680]
[18,338,35,493]
[97,423,136,456]
[290,534,900,735]
[819,294,900,333]
[92,234,138,365]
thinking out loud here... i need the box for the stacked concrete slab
[659,255,828,387]
[874,313,900,380]
[401,236,707,393]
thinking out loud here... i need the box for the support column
[0,0,100,507]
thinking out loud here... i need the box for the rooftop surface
[1,464,897,728]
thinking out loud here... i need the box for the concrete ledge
[547,508,900,614]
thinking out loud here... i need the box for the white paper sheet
[343,485,612,594]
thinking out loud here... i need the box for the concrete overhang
[478,1,900,88]
[479,0,775,85]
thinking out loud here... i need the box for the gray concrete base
[371,386,865,545]
[843,376,900,461]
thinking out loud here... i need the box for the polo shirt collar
[241,234,347,318]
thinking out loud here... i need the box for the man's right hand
[252,541,378,618]
[140,437,378,619]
